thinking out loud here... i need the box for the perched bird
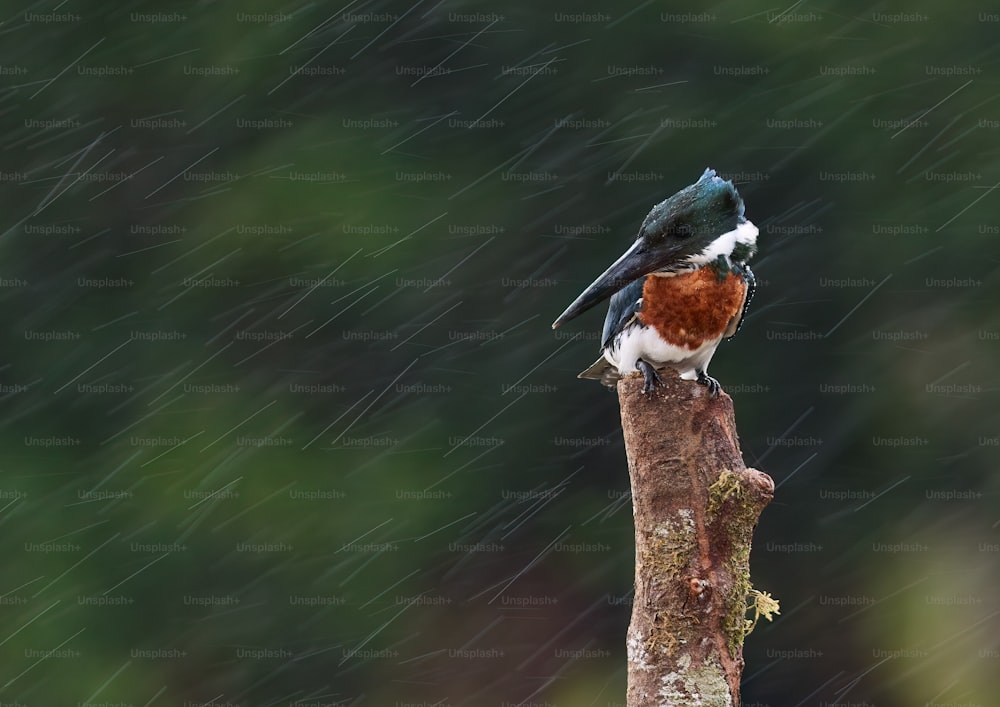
[551,168,758,395]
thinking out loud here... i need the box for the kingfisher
[551,168,758,396]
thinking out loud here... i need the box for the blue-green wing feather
[601,276,646,350]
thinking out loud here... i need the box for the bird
[551,168,758,396]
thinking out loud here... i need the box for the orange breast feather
[637,268,747,349]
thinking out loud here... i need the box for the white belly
[604,325,721,381]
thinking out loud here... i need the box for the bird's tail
[577,356,620,388]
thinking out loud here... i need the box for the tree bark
[619,372,774,707]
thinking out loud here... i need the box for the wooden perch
[618,372,775,707]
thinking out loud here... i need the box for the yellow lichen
[744,588,781,636]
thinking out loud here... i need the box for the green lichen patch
[647,612,680,659]
[705,469,776,656]
[642,511,698,658]
[706,469,745,518]
[657,653,734,706]
[722,553,753,656]
[648,510,697,581]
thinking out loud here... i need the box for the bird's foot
[696,369,720,397]
[636,359,663,394]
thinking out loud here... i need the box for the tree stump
[618,372,775,706]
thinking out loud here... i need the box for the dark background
[1,2,997,705]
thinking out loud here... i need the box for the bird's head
[551,168,757,329]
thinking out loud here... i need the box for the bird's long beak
[551,237,684,329]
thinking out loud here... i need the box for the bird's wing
[723,264,756,340]
[601,276,646,350]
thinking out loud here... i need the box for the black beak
[551,237,684,329]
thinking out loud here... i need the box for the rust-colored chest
[637,268,748,349]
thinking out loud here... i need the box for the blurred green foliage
[0,2,997,705]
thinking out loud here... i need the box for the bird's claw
[696,370,720,397]
[637,359,663,394]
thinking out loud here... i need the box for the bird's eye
[673,223,694,239]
